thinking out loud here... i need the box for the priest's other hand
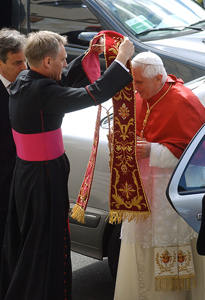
[91,37,104,54]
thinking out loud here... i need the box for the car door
[166,124,205,234]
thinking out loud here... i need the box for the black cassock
[0,55,132,300]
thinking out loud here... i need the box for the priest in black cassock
[0,30,134,300]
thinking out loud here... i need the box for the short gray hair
[0,28,26,63]
[132,59,167,84]
[25,30,67,67]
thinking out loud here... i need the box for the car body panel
[166,125,205,234]
[145,31,205,63]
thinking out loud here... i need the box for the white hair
[132,58,167,84]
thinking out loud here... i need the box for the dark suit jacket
[0,80,16,212]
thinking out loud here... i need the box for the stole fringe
[71,207,151,225]
[71,204,85,224]
[108,209,151,224]
[155,275,196,292]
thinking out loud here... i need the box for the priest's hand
[116,37,134,66]
[91,37,104,54]
[137,140,151,159]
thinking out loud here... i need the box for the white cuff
[115,59,130,72]
[149,143,179,168]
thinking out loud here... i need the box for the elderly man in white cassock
[114,51,205,300]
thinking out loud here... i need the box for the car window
[97,0,205,40]
[29,0,102,48]
[178,136,205,194]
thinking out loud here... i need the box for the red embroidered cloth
[71,30,150,224]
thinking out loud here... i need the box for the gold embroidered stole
[105,32,150,223]
[155,245,196,291]
[71,30,150,224]
[71,34,103,223]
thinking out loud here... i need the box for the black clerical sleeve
[9,61,132,133]
[42,61,132,113]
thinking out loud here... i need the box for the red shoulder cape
[136,75,205,158]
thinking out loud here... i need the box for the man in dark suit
[0,28,27,272]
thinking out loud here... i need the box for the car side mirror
[78,31,98,46]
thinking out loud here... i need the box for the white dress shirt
[0,74,12,93]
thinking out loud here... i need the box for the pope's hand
[137,140,151,159]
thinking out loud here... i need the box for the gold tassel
[108,210,150,224]
[71,204,86,224]
[155,275,196,292]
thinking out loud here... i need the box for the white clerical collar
[0,74,12,90]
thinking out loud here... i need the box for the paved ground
[71,252,115,300]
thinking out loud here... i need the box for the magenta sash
[12,128,64,161]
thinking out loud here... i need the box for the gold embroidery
[155,249,177,275]
[114,86,133,102]
[115,140,135,171]
[154,245,196,292]
[112,168,147,211]
[115,116,134,141]
[107,36,124,61]
[73,31,150,225]
[178,248,192,273]
[118,103,130,120]
[107,33,150,222]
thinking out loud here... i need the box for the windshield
[99,0,205,39]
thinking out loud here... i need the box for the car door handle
[197,213,202,221]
